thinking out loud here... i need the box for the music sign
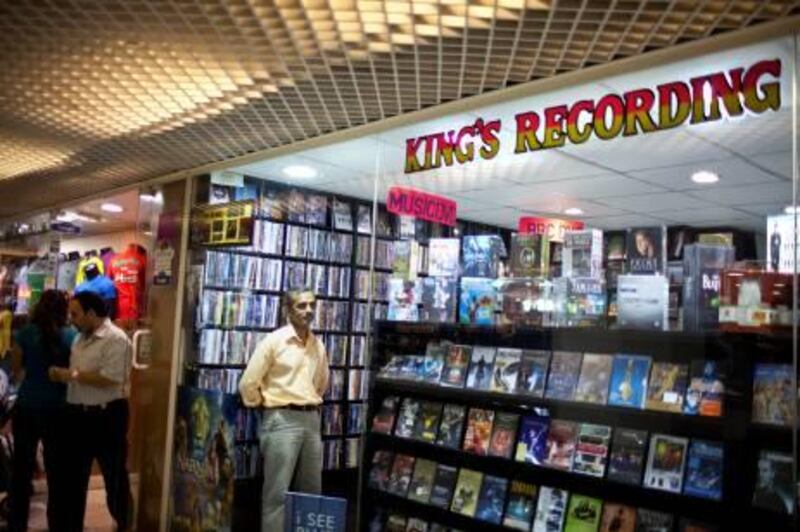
[386,186,457,227]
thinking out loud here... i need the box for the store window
[0,184,185,530]
[360,35,798,532]
[171,34,798,532]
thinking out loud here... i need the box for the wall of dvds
[182,174,511,528]
[362,321,794,531]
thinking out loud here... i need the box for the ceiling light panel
[0,1,796,217]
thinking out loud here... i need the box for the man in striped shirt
[49,291,133,531]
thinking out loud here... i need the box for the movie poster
[170,386,238,532]
[767,214,800,274]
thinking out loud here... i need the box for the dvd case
[451,468,484,517]
[682,244,734,332]
[510,233,550,277]
[608,355,651,409]
[504,480,538,531]
[616,274,669,331]
[752,450,793,514]
[644,433,688,494]
[515,411,551,465]
[683,439,723,500]
[563,229,603,279]
[466,346,496,390]
[574,353,613,404]
[627,226,664,275]
[475,475,508,524]
[572,423,611,478]
[533,486,568,532]
[463,408,495,455]
[544,420,578,471]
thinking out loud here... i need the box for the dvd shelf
[185,177,392,479]
[361,321,794,531]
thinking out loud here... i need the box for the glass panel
[173,170,376,529]
[362,35,797,530]
[0,184,183,528]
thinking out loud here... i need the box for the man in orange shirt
[238,287,329,531]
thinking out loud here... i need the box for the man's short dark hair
[283,286,315,310]
[72,291,109,318]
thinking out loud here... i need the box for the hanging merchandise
[100,247,116,274]
[56,257,79,292]
[74,262,117,302]
[108,243,147,320]
[75,254,105,285]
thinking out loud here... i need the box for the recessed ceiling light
[564,207,583,216]
[783,205,799,215]
[691,170,719,184]
[101,202,124,213]
[282,165,318,179]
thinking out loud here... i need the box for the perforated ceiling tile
[0,0,797,217]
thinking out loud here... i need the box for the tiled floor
[23,475,138,531]
[28,487,115,532]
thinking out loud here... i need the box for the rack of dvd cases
[185,177,378,480]
[360,320,795,532]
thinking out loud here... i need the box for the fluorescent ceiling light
[783,205,799,215]
[57,211,97,223]
[564,207,583,216]
[691,170,719,184]
[101,202,124,213]
[282,165,318,179]
[140,190,163,203]
[56,211,79,222]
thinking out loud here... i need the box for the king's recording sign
[403,58,782,174]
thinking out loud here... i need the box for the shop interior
[174,36,797,531]
[0,187,162,528]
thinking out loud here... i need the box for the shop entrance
[0,180,186,530]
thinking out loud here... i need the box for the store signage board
[191,200,255,247]
[386,186,457,227]
[403,56,783,174]
[519,216,584,243]
[210,170,244,188]
[284,492,347,532]
[49,221,81,234]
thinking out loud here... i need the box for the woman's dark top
[14,324,76,409]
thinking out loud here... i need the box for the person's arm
[49,335,128,388]
[50,363,118,386]
[314,341,329,398]
[10,344,24,384]
[238,337,273,407]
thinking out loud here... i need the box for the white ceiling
[57,189,159,237]
[230,36,795,233]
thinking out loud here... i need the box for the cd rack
[360,320,794,532]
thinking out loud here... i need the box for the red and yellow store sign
[404,59,781,173]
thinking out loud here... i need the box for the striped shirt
[67,318,132,406]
